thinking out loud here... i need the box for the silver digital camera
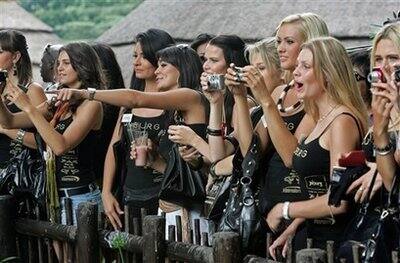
[207,74,225,90]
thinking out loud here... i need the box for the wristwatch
[87,88,96,101]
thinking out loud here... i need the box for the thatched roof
[98,0,400,85]
[0,0,62,84]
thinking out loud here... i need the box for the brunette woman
[91,43,125,185]
[0,42,105,225]
[99,29,175,230]
[264,37,367,254]
[56,45,208,240]
[0,30,46,170]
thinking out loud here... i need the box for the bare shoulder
[330,110,360,138]
[26,82,45,95]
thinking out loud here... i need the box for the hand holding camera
[370,65,400,114]
[201,72,224,104]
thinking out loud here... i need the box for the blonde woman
[263,37,367,257]
[372,22,400,190]
[219,13,329,257]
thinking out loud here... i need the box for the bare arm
[24,100,102,156]
[59,88,205,123]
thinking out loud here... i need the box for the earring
[13,63,17,76]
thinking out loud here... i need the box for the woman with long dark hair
[0,42,105,226]
[100,29,175,230]
[0,29,46,171]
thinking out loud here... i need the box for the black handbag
[217,134,267,255]
[204,175,231,220]
[336,171,400,263]
[0,133,46,205]
[158,143,206,208]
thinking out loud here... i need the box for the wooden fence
[0,195,398,263]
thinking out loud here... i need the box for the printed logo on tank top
[285,121,295,131]
[282,169,301,194]
[130,121,161,131]
[59,149,80,182]
[294,146,308,158]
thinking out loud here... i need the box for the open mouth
[294,82,303,91]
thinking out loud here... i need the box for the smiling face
[133,42,157,80]
[276,23,303,71]
[374,38,400,75]
[57,50,80,89]
[251,53,282,92]
[293,48,323,100]
[155,59,180,91]
[202,44,228,74]
[0,45,16,72]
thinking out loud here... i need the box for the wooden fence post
[213,232,241,263]
[142,215,165,263]
[0,195,17,259]
[76,202,99,263]
[296,248,327,263]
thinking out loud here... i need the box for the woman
[371,22,400,190]
[190,33,215,64]
[100,29,175,230]
[40,43,62,85]
[265,37,367,253]
[0,30,46,171]
[0,42,105,225]
[91,43,125,186]
[56,45,208,241]
[212,14,327,258]
[167,35,251,166]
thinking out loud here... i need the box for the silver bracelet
[15,129,26,144]
[282,201,291,220]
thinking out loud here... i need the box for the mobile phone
[338,150,366,167]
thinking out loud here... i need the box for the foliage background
[18,0,142,41]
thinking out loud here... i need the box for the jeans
[60,188,103,225]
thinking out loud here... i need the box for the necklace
[276,82,303,114]
[318,105,338,122]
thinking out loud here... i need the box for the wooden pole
[0,195,17,258]
[76,202,99,263]
[213,232,241,263]
[142,215,165,263]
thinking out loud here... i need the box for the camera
[0,70,7,83]
[394,65,400,82]
[207,74,225,90]
[367,67,386,83]
[233,66,245,83]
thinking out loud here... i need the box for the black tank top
[0,88,38,167]
[123,111,169,204]
[259,110,306,214]
[55,116,98,188]
[292,113,361,246]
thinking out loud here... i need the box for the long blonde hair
[370,22,400,70]
[302,37,368,135]
[276,13,330,82]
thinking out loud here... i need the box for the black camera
[207,74,225,91]
[0,70,7,83]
